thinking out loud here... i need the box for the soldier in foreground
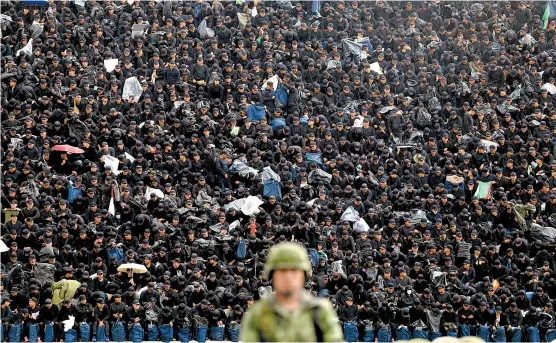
[240,242,344,342]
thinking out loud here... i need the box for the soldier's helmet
[264,242,312,279]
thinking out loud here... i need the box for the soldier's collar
[269,290,316,316]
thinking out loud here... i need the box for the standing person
[240,242,343,342]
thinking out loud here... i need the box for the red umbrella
[51,145,84,154]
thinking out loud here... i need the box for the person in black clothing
[2,1,556,341]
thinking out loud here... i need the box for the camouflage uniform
[240,290,343,342]
[240,242,344,342]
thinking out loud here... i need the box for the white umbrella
[117,263,148,274]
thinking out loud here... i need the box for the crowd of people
[2,0,556,342]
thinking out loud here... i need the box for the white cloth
[63,316,75,332]
[261,75,279,91]
[0,239,8,253]
[340,206,360,222]
[122,77,143,101]
[144,187,164,199]
[370,62,383,74]
[104,59,119,73]
[16,39,33,57]
[240,196,264,215]
[542,83,556,95]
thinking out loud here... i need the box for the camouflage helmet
[264,242,312,279]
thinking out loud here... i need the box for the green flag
[474,181,494,200]
[542,2,556,30]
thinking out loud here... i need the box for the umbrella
[51,145,84,154]
[117,263,148,274]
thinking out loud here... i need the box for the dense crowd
[2,0,556,342]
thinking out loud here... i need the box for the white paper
[145,186,164,199]
[261,75,279,91]
[31,311,40,320]
[370,62,383,75]
[104,59,119,73]
[63,316,75,332]
[240,195,264,215]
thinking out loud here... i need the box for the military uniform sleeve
[239,305,261,343]
[318,299,344,342]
